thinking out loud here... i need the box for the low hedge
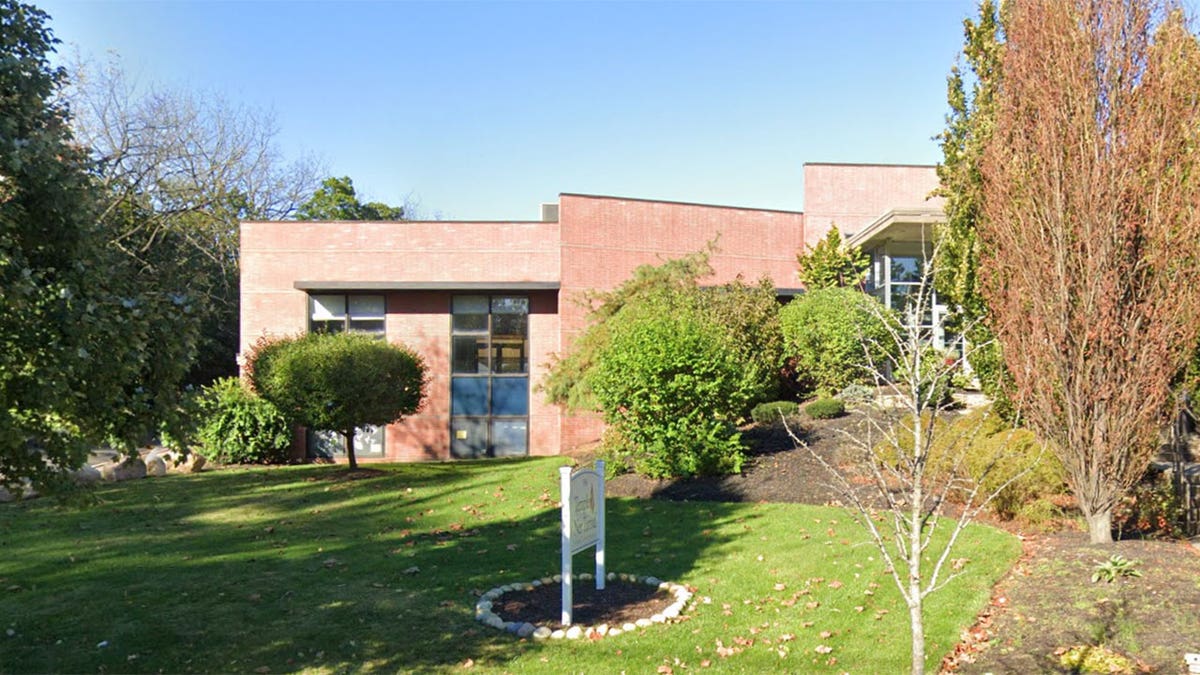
[805,397,846,419]
[751,400,800,424]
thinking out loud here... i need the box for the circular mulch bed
[494,580,674,626]
[475,574,695,639]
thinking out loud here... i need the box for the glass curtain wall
[450,295,529,458]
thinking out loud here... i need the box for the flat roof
[294,281,561,292]
[559,192,803,215]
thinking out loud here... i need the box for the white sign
[560,460,606,626]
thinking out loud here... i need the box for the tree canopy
[979,0,1200,543]
[1,1,198,490]
[248,332,427,469]
[296,176,405,221]
[64,54,323,386]
[795,225,868,290]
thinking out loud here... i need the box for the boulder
[144,454,167,477]
[111,457,147,482]
[71,464,102,485]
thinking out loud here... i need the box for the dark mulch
[947,532,1200,674]
[575,406,1200,671]
[494,581,674,627]
[604,412,877,505]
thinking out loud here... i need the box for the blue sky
[40,0,977,220]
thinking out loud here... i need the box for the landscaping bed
[599,411,1200,674]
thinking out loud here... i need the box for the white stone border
[474,572,694,640]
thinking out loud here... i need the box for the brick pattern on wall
[240,165,945,461]
[802,163,943,246]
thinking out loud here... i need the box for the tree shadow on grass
[0,458,746,673]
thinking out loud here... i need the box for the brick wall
[802,163,942,246]
[240,220,562,461]
[554,194,806,451]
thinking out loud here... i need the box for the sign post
[560,460,605,626]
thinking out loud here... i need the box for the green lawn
[0,459,1019,673]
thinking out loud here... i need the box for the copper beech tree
[980,0,1200,543]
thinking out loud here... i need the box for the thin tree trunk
[909,491,926,675]
[1085,508,1112,544]
[344,427,358,470]
[909,597,926,675]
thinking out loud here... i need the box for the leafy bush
[896,346,959,411]
[837,383,876,404]
[751,401,800,424]
[195,377,293,464]
[779,288,899,396]
[881,407,1068,524]
[589,291,762,478]
[1113,468,1186,539]
[805,397,846,419]
[542,248,782,416]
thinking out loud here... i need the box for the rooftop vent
[540,202,559,222]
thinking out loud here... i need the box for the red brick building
[240,163,942,462]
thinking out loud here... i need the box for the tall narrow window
[450,295,529,458]
[306,293,387,459]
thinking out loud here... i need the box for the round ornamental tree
[779,288,900,396]
[248,332,427,469]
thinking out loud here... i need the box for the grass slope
[0,459,1019,673]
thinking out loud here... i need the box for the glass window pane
[492,338,526,373]
[451,377,489,415]
[492,312,527,338]
[308,426,383,458]
[491,296,529,315]
[354,425,385,457]
[308,429,343,459]
[452,336,489,373]
[891,285,933,325]
[452,296,489,333]
[312,294,346,320]
[311,319,345,335]
[491,377,528,416]
[491,419,528,457]
[349,319,386,336]
[890,256,925,283]
[451,417,488,459]
[348,295,385,319]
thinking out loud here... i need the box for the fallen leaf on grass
[814,645,833,654]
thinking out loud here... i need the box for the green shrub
[751,400,800,424]
[779,288,899,396]
[805,397,846,419]
[879,407,1068,523]
[196,377,293,464]
[837,383,876,404]
[589,292,761,478]
[896,346,959,411]
[542,249,783,416]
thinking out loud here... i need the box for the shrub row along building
[240,162,945,462]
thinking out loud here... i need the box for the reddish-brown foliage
[980,0,1200,543]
